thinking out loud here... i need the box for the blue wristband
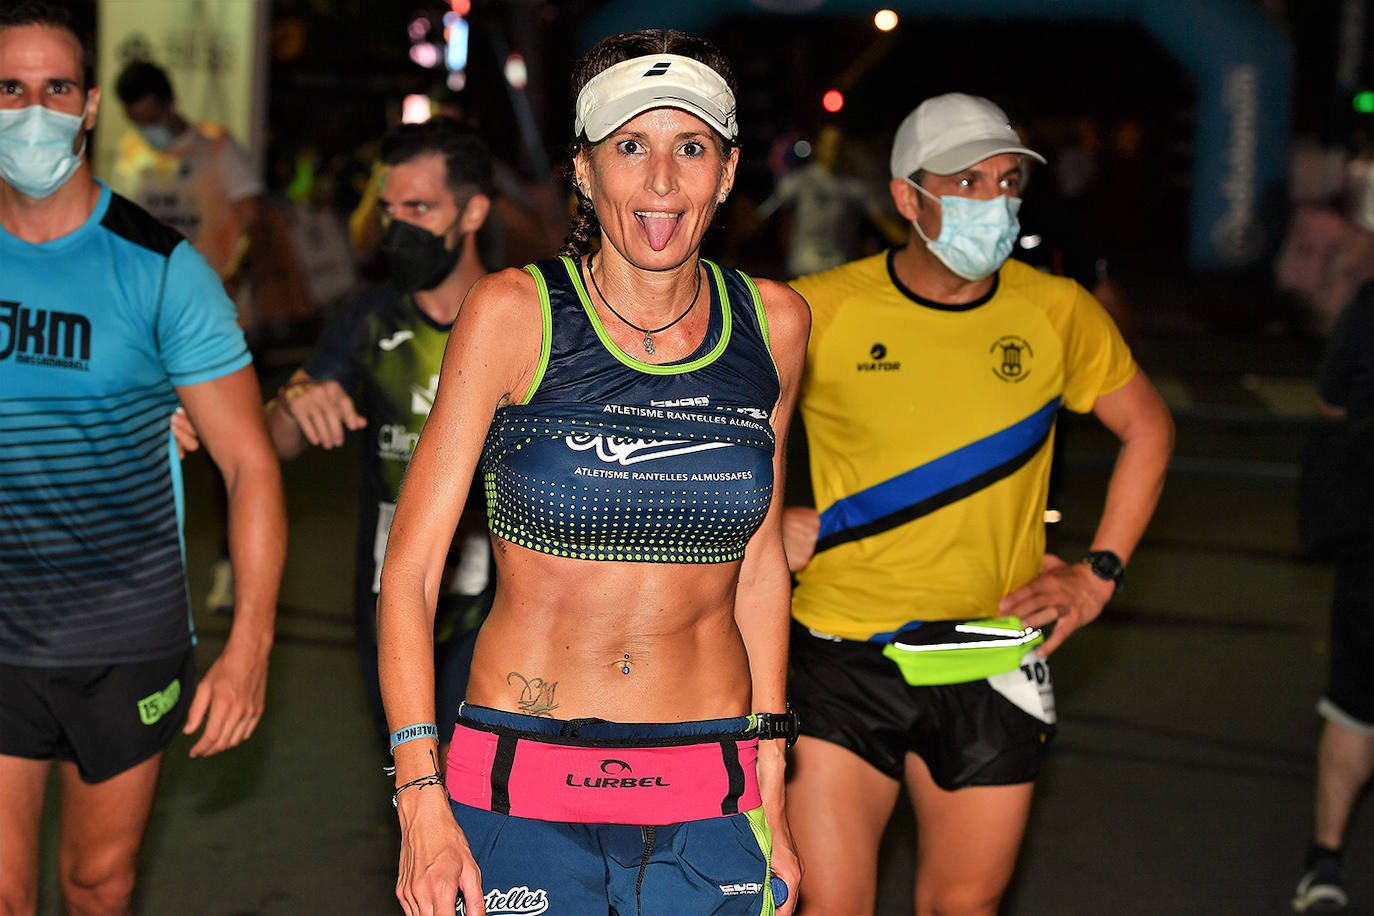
[389,722,438,752]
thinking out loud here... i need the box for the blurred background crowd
[78,0,1374,352]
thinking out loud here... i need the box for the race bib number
[449,529,491,596]
[371,501,396,594]
[372,502,489,597]
[987,649,1056,724]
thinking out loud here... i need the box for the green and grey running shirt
[304,282,484,602]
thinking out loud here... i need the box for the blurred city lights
[449,0,471,13]
[874,9,899,31]
[402,94,432,123]
[409,42,441,68]
[407,17,429,42]
[447,70,467,91]
[793,139,813,159]
[1355,90,1374,113]
[822,89,845,113]
[505,53,529,90]
[447,16,469,71]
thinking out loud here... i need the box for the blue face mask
[0,100,88,200]
[136,122,178,151]
[908,179,1021,281]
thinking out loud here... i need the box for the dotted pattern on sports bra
[483,411,774,564]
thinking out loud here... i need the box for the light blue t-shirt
[0,180,250,666]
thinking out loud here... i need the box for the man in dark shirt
[1293,280,1374,914]
[265,119,494,750]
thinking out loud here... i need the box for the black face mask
[381,219,461,293]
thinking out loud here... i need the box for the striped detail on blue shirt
[0,382,190,664]
[815,396,1061,553]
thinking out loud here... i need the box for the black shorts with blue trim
[787,621,1054,789]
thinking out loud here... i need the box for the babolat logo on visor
[137,678,181,725]
[643,60,672,77]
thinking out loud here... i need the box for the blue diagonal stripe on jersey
[815,396,1061,553]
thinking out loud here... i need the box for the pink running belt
[447,722,762,825]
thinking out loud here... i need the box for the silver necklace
[588,257,702,355]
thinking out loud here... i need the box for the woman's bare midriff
[463,538,754,723]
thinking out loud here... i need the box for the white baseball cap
[889,93,1045,179]
[574,54,738,143]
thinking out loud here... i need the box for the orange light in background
[822,89,844,113]
[874,9,899,31]
[449,0,471,14]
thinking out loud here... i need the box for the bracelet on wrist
[389,722,438,753]
[277,380,314,407]
[390,746,446,808]
[392,772,446,808]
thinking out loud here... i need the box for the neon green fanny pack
[880,616,1045,687]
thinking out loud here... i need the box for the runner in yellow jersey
[782,93,1175,915]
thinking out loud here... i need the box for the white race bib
[987,649,1056,724]
[371,501,396,594]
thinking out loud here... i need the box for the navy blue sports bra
[481,256,780,564]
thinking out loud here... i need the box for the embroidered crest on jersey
[990,335,1033,382]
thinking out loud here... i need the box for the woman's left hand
[769,814,803,915]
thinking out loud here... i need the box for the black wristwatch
[755,707,800,748]
[1082,549,1125,595]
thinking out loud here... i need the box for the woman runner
[377,28,808,916]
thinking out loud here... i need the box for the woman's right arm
[378,268,543,916]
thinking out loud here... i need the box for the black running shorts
[0,647,196,783]
[788,622,1054,789]
[1322,544,1374,729]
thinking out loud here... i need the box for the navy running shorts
[0,646,196,783]
[788,621,1054,789]
[447,705,786,915]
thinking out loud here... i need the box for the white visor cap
[890,92,1045,179]
[575,53,738,143]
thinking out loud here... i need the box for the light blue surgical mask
[907,179,1021,281]
[136,122,178,151]
[0,100,89,200]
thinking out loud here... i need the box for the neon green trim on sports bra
[518,263,556,405]
[737,269,780,394]
[560,255,732,375]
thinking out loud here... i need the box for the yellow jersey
[790,252,1136,640]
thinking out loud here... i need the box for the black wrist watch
[1082,549,1125,595]
[755,707,800,748]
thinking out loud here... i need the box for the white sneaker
[206,558,234,616]
[1293,855,1348,913]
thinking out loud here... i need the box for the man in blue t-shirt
[264,119,495,751]
[0,5,286,913]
